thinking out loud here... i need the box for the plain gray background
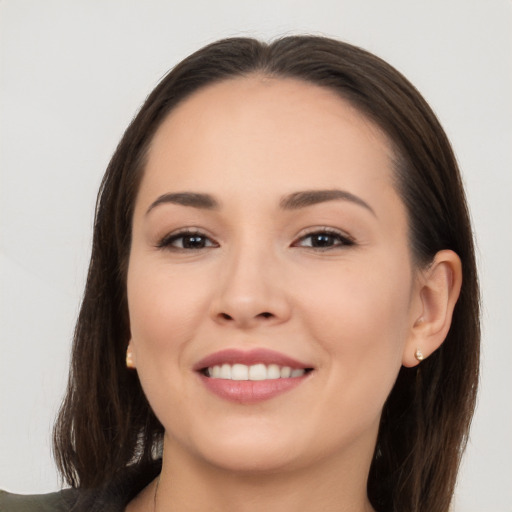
[1,1,511,510]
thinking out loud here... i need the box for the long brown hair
[53,36,480,512]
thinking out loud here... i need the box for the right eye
[292,228,355,250]
[157,230,218,250]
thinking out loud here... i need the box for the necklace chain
[153,476,160,512]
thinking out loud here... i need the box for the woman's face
[127,77,422,473]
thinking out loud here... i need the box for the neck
[152,436,376,512]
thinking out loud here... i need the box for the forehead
[140,76,397,212]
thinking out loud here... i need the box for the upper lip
[193,348,312,371]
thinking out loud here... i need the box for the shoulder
[0,488,78,511]
[0,459,161,512]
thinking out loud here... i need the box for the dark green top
[0,488,78,511]
[0,460,161,512]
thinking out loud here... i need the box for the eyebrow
[146,192,220,214]
[280,189,376,216]
[146,189,375,216]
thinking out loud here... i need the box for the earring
[414,348,424,362]
[126,349,135,369]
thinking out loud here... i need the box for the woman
[0,36,479,512]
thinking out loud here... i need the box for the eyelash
[293,228,355,250]
[157,229,218,250]
[157,228,355,251]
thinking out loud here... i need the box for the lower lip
[198,374,309,404]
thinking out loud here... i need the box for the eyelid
[292,227,355,248]
[156,227,219,250]
[155,226,355,251]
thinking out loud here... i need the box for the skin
[125,77,461,512]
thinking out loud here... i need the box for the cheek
[126,259,212,363]
[126,259,215,431]
[298,257,412,404]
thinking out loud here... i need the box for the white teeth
[280,366,292,378]
[267,364,281,379]
[249,363,267,380]
[206,363,308,380]
[220,364,231,379]
[231,364,249,381]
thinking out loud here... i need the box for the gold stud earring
[126,349,135,369]
[414,348,424,362]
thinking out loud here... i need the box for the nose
[210,245,292,329]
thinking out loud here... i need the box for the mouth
[201,363,312,380]
[194,349,314,403]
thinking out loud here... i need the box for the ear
[126,340,137,369]
[402,250,462,368]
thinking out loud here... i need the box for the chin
[166,419,311,474]
[197,442,302,474]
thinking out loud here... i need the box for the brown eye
[180,234,209,249]
[158,231,218,250]
[295,230,354,249]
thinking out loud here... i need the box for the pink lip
[194,349,313,404]
[193,348,311,371]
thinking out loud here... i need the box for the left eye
[158,231,217,250]
[295,231,353,249]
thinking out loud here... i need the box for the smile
[205,363,308,380]
[195,349,314,403]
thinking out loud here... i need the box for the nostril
[216,311,274,323]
